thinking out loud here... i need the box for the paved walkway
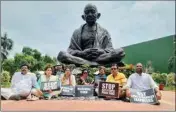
[1,91,175,111]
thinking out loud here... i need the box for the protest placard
[40,81,61,92]
[75,85,94,97]
[130,88,157,104]
[60,85,75,96]
[98,82,119,97]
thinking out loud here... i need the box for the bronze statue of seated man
[57,3,125,66]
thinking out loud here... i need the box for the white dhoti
[1,88,16,100]
[95,87,99,95]
[1,88,31,100]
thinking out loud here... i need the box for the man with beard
[125,63,162,104]
[57,3,125,66]
[1,64,42,100]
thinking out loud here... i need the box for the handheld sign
[60,85,75,96]
[98,82,119,97]
[75,85,94,97]
[130,88,157,104]
[40,81,61,92]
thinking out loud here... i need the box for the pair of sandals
[27,88,63,101]
[26,94,39,101]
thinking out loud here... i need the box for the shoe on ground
[122,98,130,102]
[153,101,160,105]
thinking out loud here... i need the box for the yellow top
[106,72,127,86]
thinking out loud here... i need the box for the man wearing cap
[1,64,42,100]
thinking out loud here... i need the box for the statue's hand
[82,49,91,55]
[90,48,105,55]
[80,49,92,59]
[89,49,100,58]
[97,49,106,55]
[81,48,105,60]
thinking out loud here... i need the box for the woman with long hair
[61,66,76,86]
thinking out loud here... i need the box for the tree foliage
[152,73,167,85]
[168,56,175,72]
[2,46,57,75]
[1,71,11,83]
[1,33,14,62]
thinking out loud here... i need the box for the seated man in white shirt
[125,63,162,103]
[1,64,43,101]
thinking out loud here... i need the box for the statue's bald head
[82,3,101,26]
[84,3,98,13]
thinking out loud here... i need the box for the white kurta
[1,72,38,99]
[126,73,158,91]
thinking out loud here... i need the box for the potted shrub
[159,82,165,90]
[152,73,167,90]
[158,73,167,90]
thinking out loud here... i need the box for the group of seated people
[1,62,162,104]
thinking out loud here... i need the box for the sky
[1,1,175,58]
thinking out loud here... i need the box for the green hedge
[152,72,175,86]
[1,82,11,88]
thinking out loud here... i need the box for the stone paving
[1,91,175,111]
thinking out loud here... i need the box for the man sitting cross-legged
[1,64,43,101]
[105,64,127,100]
[125,63,162,104]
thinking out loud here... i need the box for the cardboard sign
[41,81,61,92]
[75,85,94,97]
[60,85,75,96]
[98,82,119,97]
[130,88,157,104]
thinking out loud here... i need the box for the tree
[22,47,33,56]
[43,55,54,64]
[1,71,11,88]
[15,53,37,70]
[32,61,45,71]
[33,49,42,61]
[168,56,175,72]
[1,33,13,62]
[53,57,57,64]
[1,71,11,83]
[2,58,17,76]
[2,46,57,74]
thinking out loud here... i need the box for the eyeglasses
[111,68,117,70]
